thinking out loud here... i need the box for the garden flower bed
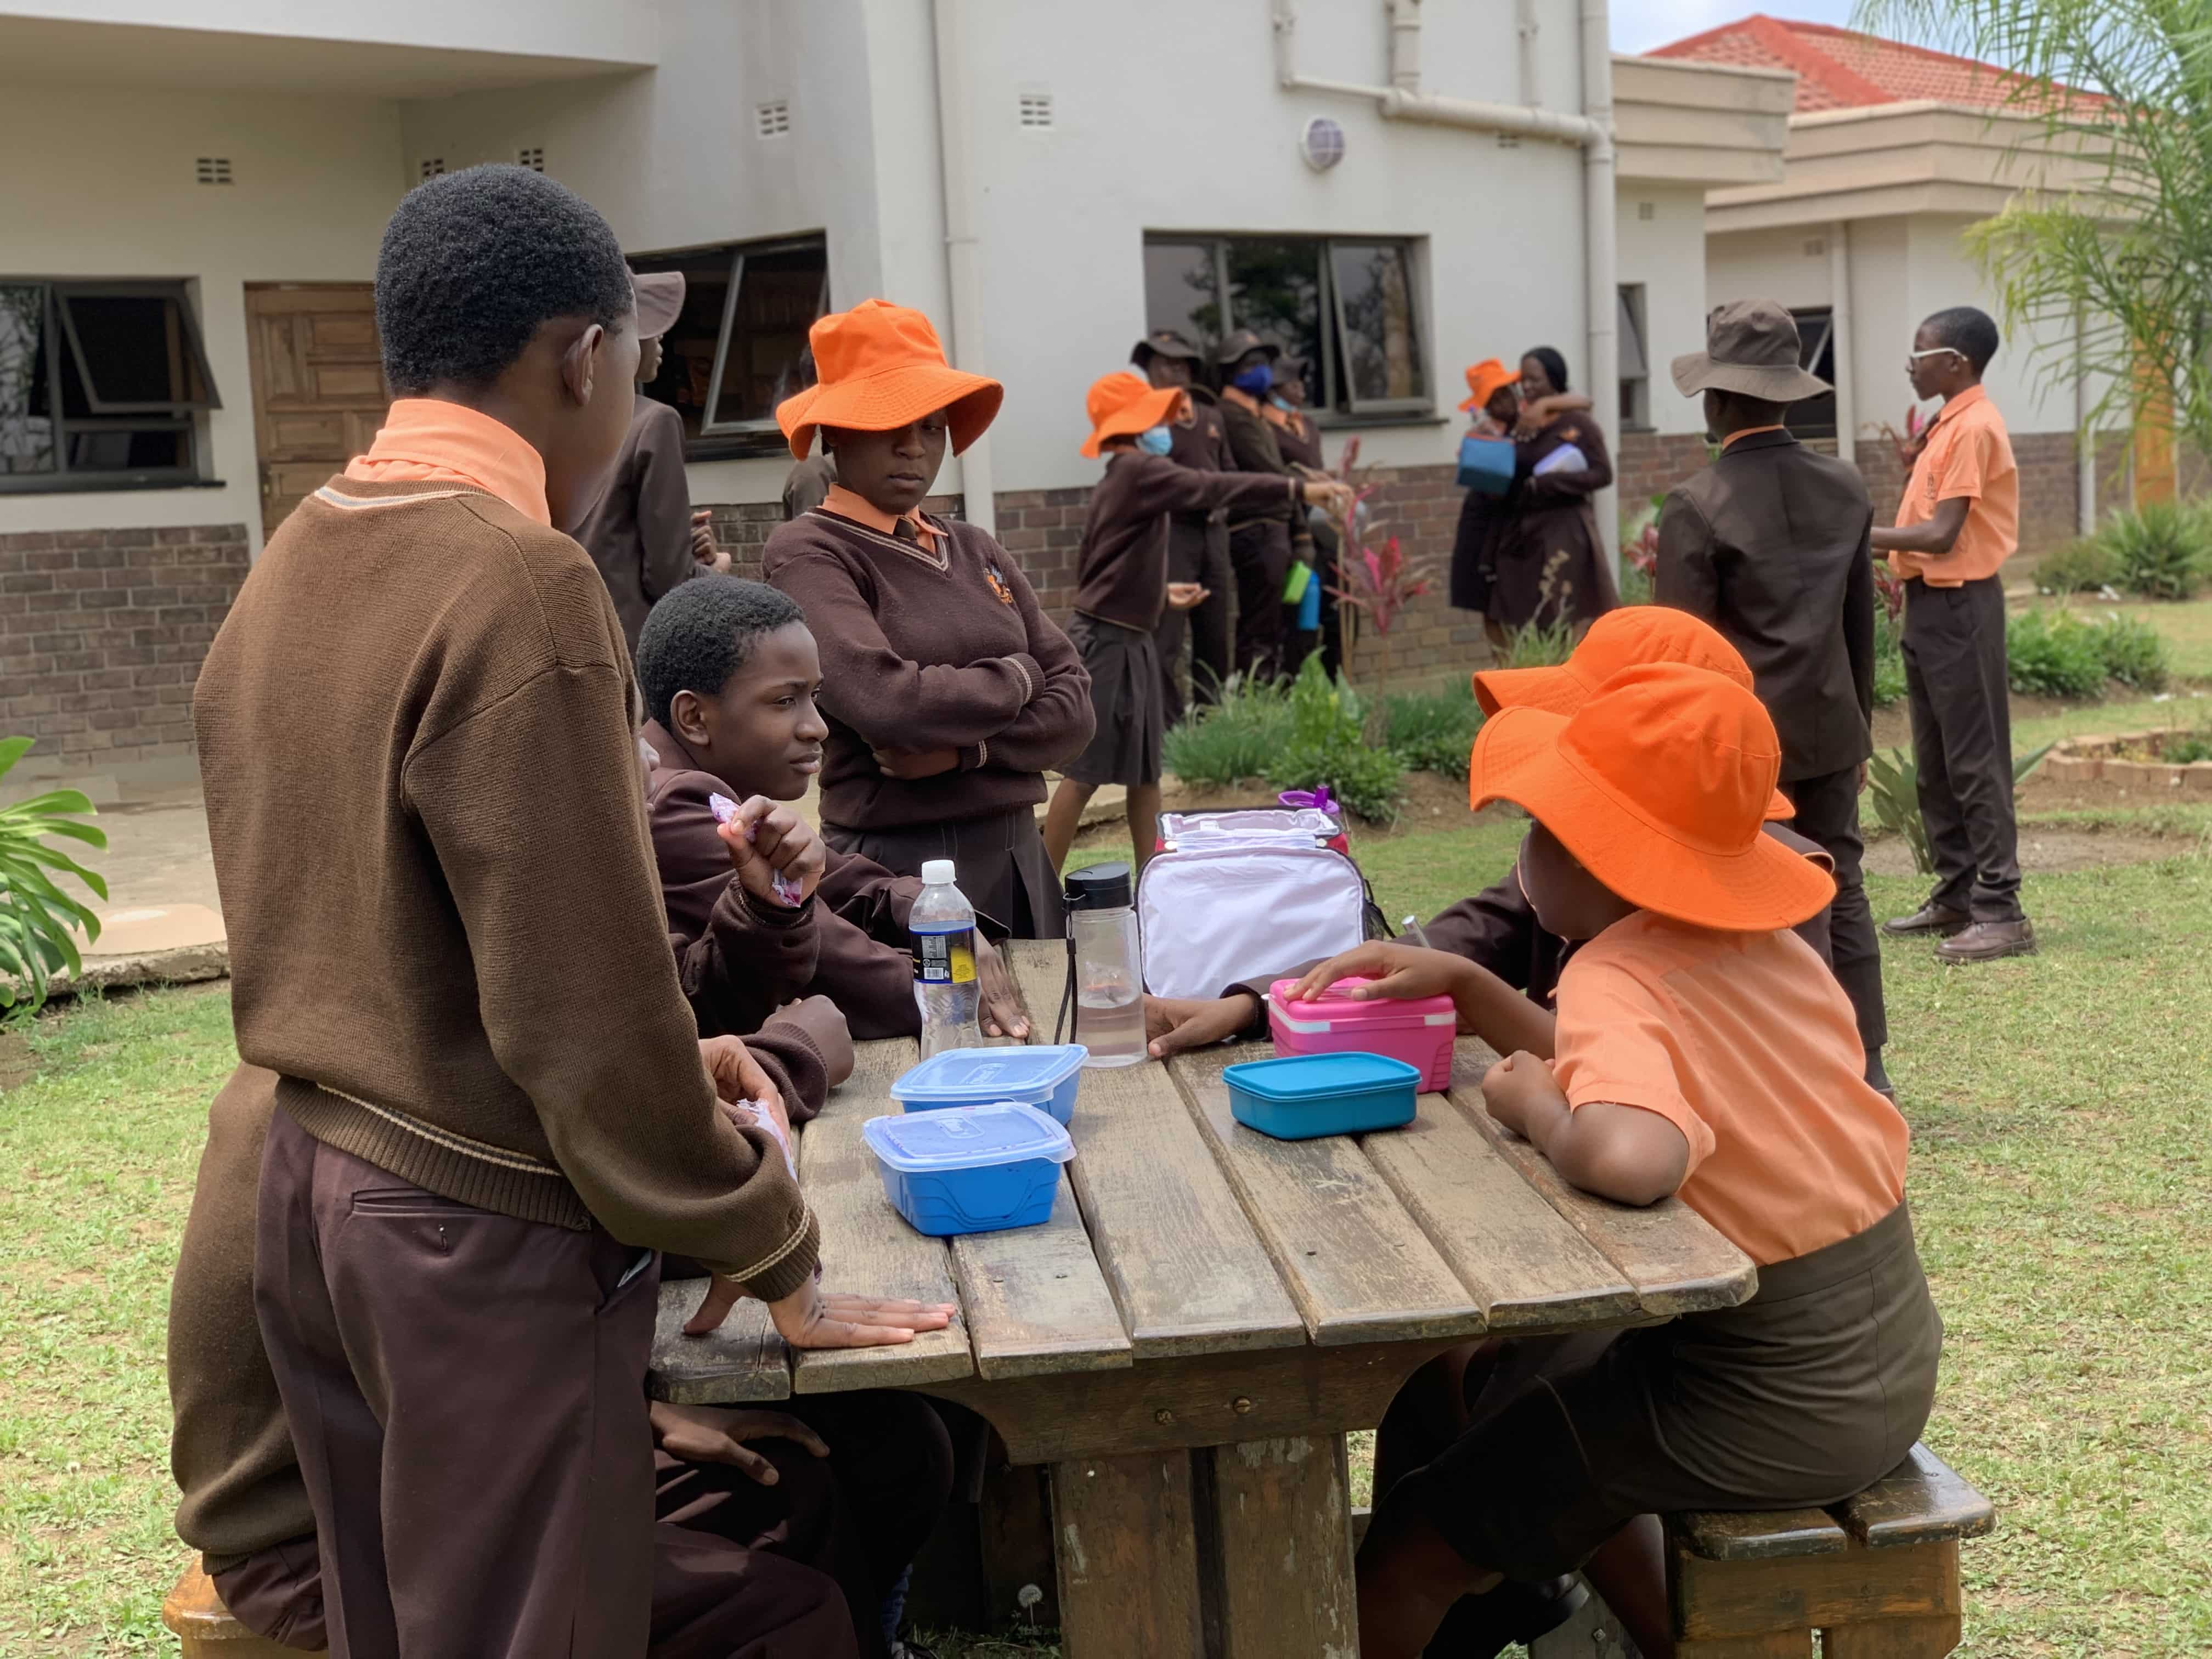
[2041,728,2212,789]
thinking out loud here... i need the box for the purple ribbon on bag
[1277,785,1338,815]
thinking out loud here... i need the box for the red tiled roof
[1649,14,2089,114]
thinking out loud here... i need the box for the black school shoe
[1425,1574,1589,1658]
[1883,900,1970,938]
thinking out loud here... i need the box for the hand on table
[682,1271,958,1344]
[872,746,960,781]
[716,795,826,905]
[1290,942,1467,1007]
[975,939,1030,1039]
[1145,992,1260,1060]
[1165,582,1211,612]
[1480,1049,1567,1141]
[650,1401,829,1487]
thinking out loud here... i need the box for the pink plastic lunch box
[1266,978,1457,1093]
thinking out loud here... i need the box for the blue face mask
[1136,426,1174,456]
[1270,394,1294,411]
[1231,363,1274,396]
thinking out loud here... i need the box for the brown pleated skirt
[1398,1200,1943,1579]
[823,805,1064,940]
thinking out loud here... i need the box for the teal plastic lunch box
[1221,1051,1421,1140]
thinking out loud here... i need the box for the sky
[1610,0,1859,55]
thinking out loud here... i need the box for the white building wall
[0,82,404,541]
[0,0,655,64]
[1615,183,1711,437]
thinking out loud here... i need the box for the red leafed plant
[1312,435,1439,690]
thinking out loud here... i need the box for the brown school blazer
[643,719,928,1040]
[1654,427,1877,783]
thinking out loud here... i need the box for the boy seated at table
[1142,607,1837,1063]
[637,573,1030,1040]
[1040,371,1350,872]
[1304,663,1939,1659]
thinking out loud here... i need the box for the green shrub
[2085,611,2170,691]
[1263,653,1405,821]
[2007,608,2107,699]
[1871,610,1908,709]
[2164,734,2212,764]
[2034,537,2120,595]
[1161,673,1294,786]
[2097,502,2206,600]
[1499,616,1577,670]
[1383,681,1484,781]
[1,736,109,1012]
[1617,562,1654,607]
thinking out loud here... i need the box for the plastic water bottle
[912,859,981,1057]
[1065,862,1146,1068]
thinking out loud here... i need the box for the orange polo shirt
[1551,912,1909,1267]
[345,399,551,524]
[1887,384,2017,587]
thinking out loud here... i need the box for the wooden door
[244,284,386,538]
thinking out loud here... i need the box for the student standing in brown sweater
[1132,329,1237,718]
[1214,329,1316,679]
[572,270,728,653]
[634,574,1031,1040]
[765,299,1093,938]
[191,166,947,1657]
[1041,372,1349,872]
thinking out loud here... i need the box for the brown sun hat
[1213,328,1282,368]
[633,272,686,341]
[775,299,1003,461]
[1131,329,1204,369]
[1671,300,1829,402]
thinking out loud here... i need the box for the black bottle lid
[1065,861,1133,911]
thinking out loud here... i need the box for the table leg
[1050,1449,1205,1657]
[1204,1434,1359,1659]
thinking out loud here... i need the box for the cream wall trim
[1613,53,1792,187]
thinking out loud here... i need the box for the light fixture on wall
[1300,115,1346,171]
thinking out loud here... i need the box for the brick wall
[1853,431,2084,556]
[0,524,249,771]
[1616,431,1714,512]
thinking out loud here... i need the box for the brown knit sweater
[763,509,1093,831]
[1076,452,1301,631]
[193,476,815,1289]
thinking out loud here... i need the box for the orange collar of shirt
[1220,385,1262,415]
[1928,383,1988,432]
[343,399,551,525]
[1720,424,1788,450]
[821,482,945,551]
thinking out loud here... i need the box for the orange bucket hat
[1458,358,1517,414]
[1474,608,1795,819]
[1081,371,1192,459]
[1471,662,1836,932]
[775,298,1003,461]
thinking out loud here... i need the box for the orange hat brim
[1080,385,1189,459]
[1472,663,1797,820]
[777,363,1005,461]
[1468,707,1835,932]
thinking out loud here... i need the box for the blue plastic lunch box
[1221,1051,1421,1140]
[890,1045,1089,1125]
[861,1102,1076,1236]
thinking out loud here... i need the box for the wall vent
[195,156,233,186]
[517,146,546,171]
[1018,92,1054,129]
[1803,237,1827,257]
[1637,200,1656,222]
[418,156,446,180]
[755,100,792,139]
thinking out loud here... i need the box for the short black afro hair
[1922,306,2001,374]
[375,164,636,395]
[636,576,809,729]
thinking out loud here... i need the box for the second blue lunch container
[1221,1051,1421,1140]
[862,1102,1075,1236]
[890,1045,1089,1125]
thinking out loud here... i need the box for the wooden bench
[160,1563,322,1656]
[1530,1443,1995,1658]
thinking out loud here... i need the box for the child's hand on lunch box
[715,795,826,906]
[975,940,1030,1040]
[1146,992,1261,1059]
[1291,942,1468,1006]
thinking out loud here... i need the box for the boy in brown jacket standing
[193,166,946,1656]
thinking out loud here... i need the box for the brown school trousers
[254,1105,856,1659]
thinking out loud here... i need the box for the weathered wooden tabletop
[650,940,1756,1658]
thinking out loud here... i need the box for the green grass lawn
[4,843,2208,1655]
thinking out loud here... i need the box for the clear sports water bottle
[1065,862,1146,1068]
[912,859,981,1057]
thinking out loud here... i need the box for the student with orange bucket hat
[1040,372,1351,873]
[1448,360,1590,633]
[1143,606,1840,1064]
[1325,664,1939,1659]
[763,300,1093,938]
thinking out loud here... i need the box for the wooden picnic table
[649,940,1756,1657]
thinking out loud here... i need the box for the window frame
[1616,284,1650,432]
[1784,305,1839,442]
[629,234,830,459]
[1142,231,1436,425]
[0,278,218,495]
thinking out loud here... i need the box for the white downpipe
[930,0,995,535]
[1516,0,1542,105]
[2074,311,2096,535]
[1271,0,1620,568]
[1829,221,1855,476]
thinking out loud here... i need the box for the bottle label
[917,928,977,985]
